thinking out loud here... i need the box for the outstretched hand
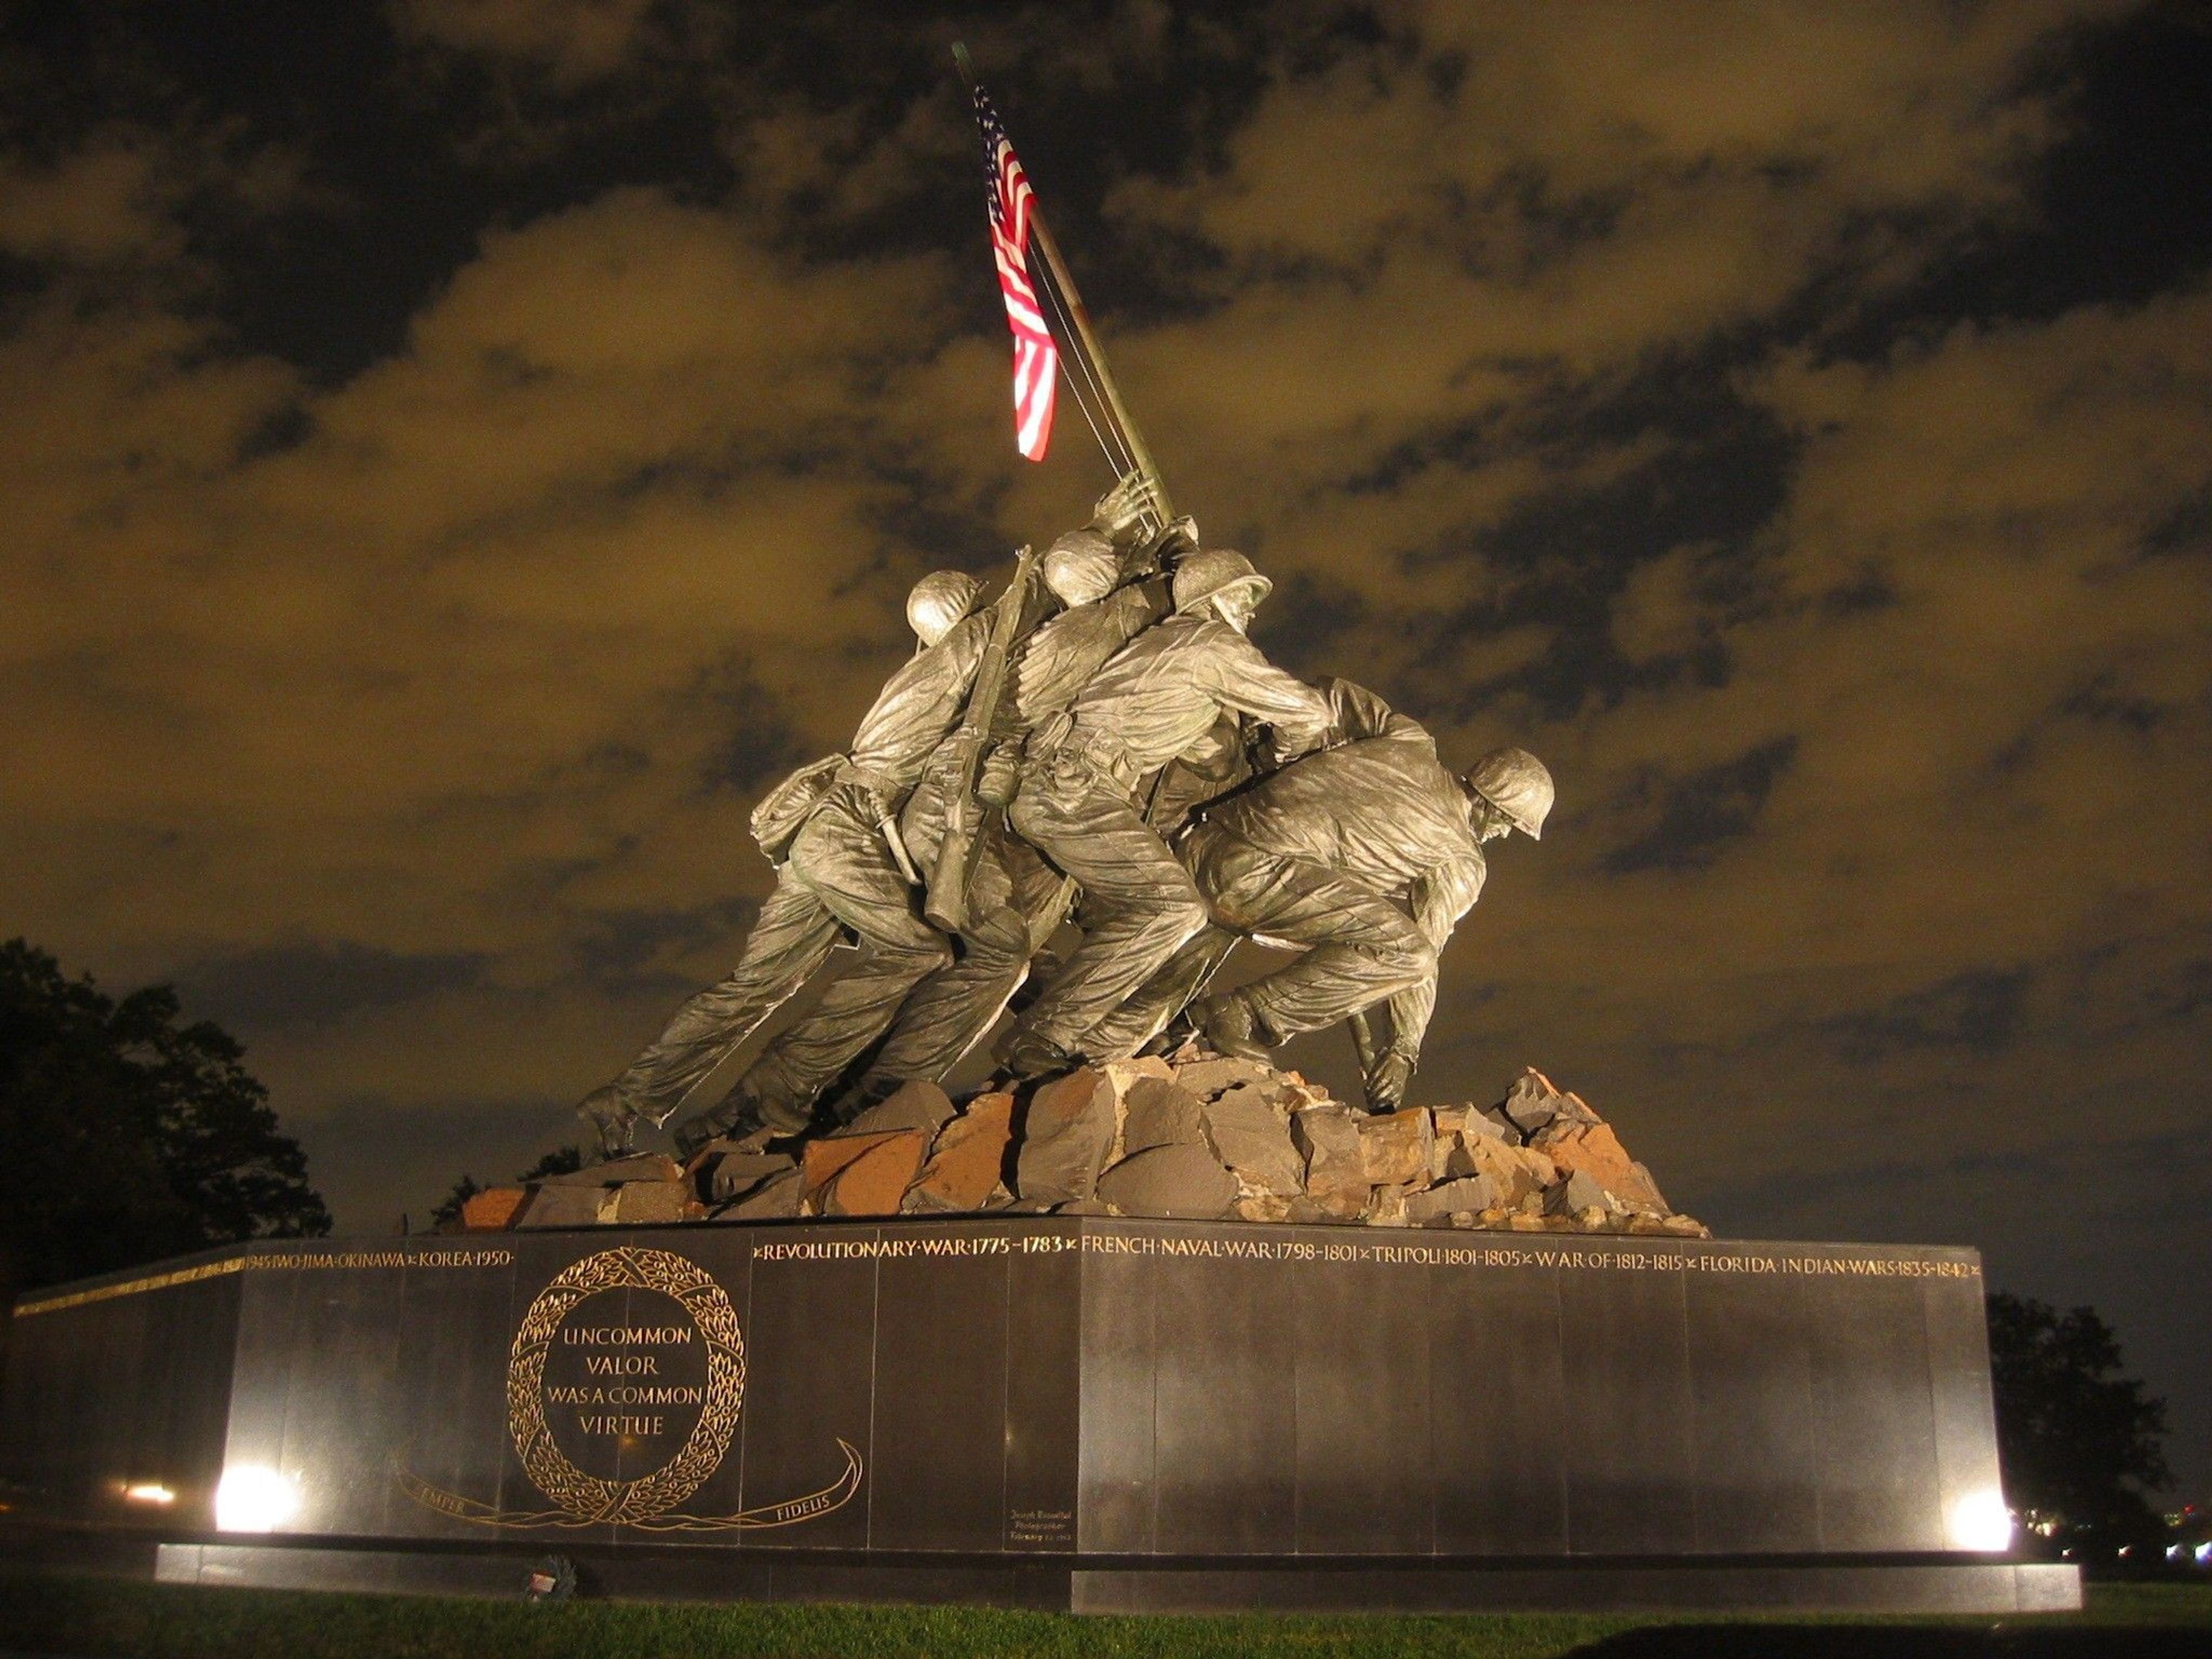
[1093,470,1163,540]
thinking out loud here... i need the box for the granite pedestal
[0,1218,2077,1612]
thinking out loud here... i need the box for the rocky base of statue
[456,1060,1708,1237]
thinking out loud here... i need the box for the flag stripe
[972,83,1058,463]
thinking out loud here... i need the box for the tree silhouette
[1988,1290,2169,1558]
[1,938,329,1292]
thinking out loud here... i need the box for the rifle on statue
[925,544,1042,934]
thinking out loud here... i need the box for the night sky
[4,3,2208,1498]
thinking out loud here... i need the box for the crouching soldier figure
[1172,681,1553,1111]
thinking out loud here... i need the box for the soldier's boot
[577,1085,643,1161]
[1191,988,1272,1062]
[993,1026,1078,1082]
[671,1078,809,1161]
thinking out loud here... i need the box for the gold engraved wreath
[505,1246,745,1524]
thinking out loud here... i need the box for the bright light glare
[122,1483,175,1505]
[1946,1488,2014,1552]
[213,1465,299,1532]
[2196,1542,2211,1565]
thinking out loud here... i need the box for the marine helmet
[1463,747,1554,839]
[1171,547,1272,622]
[906,570,984,647]
[1043,527,1119,607]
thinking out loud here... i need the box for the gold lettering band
[11,1249,518,1319]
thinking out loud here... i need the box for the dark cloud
[1826,969,2035,1063]
[1602,736,1800,875]
[180,940,487,1031]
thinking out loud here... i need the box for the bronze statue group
[577,478,1553,1160]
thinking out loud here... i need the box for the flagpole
[952,43,1175,525]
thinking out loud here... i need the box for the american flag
[972,84,1058,462]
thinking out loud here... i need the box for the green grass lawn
[1,1571,2206,1659]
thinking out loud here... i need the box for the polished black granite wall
[0,1223,2005,1562]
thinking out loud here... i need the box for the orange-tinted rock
[1358,1108,1434,1186]
[461,1187,529,1230]
[1291,1104,1368,1217]
[802,1130,904,1207]
[1532,1119,1666,1211]
[820,1130,930,1217]
[906,1093,1016,1213]
[1454,1134,1550,1209]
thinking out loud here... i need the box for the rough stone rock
[1014,1068,1119,1205]
[838,1080,956,1138]
[1547,1168,1608,1215]
[1630,1161,1669,1212]
[1169,1056,1274,1099]
[461,1187,529,1230]
[726,1168,801,1219]
[1533,1119,1668,1211]
[700,1151,797,1206]
[1096,1143,1238,1219]
[515,1184,612,1228]
[542,1153,683,1187]
[537,1051,1692,1239]
[1501,1068,1566,1134]
[1405,1176,1498,1224]
[904,1093,1016,1213]
[612,1181,691,1224]
[820,1130,929,1216]
[1201,1083,1304,1197]
[1102,1055,1176,1095]
[1118,1077,1208,1157]
[1291,1105,1369,1218]
[1358,1108,1434,1187]
[801,1131,905,1207]
[1455,1134,1551,1209]
[1365,1186,1411,1227]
